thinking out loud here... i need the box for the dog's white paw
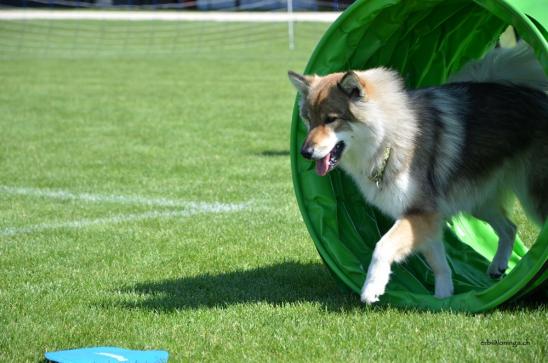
[360,280,385,304]
[487,254,509,279]
[434,276,454,299]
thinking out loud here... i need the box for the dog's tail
[448,41,548,92]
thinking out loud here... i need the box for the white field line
[0,185,250,236]
[0,207,240,236]
[0,10,341,22]
[0,185,244,211]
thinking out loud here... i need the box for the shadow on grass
[259,150,290,157]
[118,261,360,312]
[114,261,546,314]
[497,286,547,313]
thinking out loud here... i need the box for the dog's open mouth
[316,141,345,176]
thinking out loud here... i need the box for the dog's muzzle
[301,145,314,160]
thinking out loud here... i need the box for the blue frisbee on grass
[45,346,168,363]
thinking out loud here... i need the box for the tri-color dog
[288,42,548,304]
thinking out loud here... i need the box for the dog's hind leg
[420,240,453,298]
[361,212,442,304]
[474,210,517,279]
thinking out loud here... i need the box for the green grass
[0,20,546,362]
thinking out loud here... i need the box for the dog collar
[369,146,392,189]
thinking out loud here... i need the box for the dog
[288,42,548,304]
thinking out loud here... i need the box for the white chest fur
[341,163,415,219]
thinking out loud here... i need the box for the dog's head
[288,70,371,176]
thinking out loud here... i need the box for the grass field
[0,19,546,362]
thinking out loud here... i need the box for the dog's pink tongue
[315,154,330,176]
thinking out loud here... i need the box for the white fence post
[287,0,295,50]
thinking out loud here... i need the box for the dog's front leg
[361,212,442,304]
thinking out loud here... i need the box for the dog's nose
[301,146,314,159]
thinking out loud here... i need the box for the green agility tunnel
[290,0,548,312]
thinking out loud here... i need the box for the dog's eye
[325,115,338,124]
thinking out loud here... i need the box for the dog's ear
[338,71,365,99]
[288,71,313,95]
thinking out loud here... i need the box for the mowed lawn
[0,20,546,362]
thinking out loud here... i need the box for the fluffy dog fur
[288,42,548,304]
